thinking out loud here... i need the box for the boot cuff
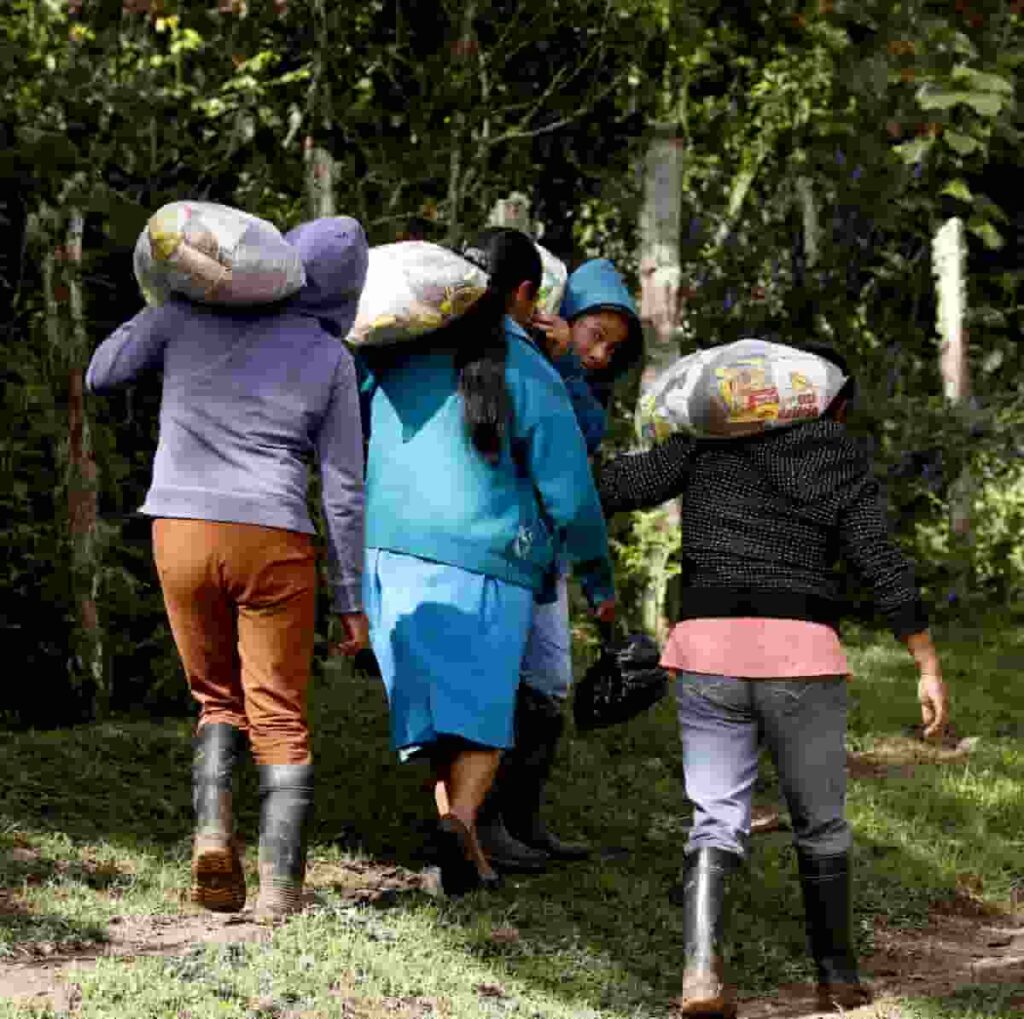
[257,763,315,792]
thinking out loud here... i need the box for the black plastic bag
[573,624,669,732]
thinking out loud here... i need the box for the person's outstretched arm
[835,435,949,736]
[85,303,181,394]
[594,432,697,516]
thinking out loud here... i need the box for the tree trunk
[445,0,476,244]
[66,208,104,711]
[931,217,972,540]
[304,136,336,219]
[41,206,104,712]
[487,192,534,235]
[636,129,683,639]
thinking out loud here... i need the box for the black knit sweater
[595,419,928,638]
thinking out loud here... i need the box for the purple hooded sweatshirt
[86,216,369,613]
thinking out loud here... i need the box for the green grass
[2,616,1024,1016]
[897,984,1024,1017]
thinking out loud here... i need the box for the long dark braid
[454,228,541,465]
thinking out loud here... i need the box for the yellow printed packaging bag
[635,339,848,445]
[134,201,305,307]
[346,241,488,347]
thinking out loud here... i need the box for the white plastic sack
[134,201,306,307]
[635,339,848,444]
[347,241,488,347]
[535,243,568,316]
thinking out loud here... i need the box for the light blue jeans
[520,572,573,701]
[675,672,851,860]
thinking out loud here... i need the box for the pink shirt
[660,618,849,679]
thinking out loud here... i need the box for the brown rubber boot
[190,723,247,913]
[679,847,740,1018]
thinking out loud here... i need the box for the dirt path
[0,859,427,1010]
[7,898,1024,1016]
[0,911,269,1008]
[735,907,1024,1017]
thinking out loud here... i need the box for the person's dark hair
[797,341,857,417]
[453,228,542,464]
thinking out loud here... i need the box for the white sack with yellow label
[635,339,848,444]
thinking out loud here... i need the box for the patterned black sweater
[595,419,928,637]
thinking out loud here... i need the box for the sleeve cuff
[332,581,363,615]
[887,598,930,639]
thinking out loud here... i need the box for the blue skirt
[363,548,534,757]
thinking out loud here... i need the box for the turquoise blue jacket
[551,258,641,454]
[360,318,615,606]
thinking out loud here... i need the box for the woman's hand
[902,630,948,738]
[334,611,369,656]
[532,312,572,359]
[918,671,949,739]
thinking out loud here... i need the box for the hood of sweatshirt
[560,258,642,379]
[285,216,369,337]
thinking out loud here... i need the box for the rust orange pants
[152,519,317,765]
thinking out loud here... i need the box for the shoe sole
[192,843,246,913]
[678,988,736,1018]
[678,1004,736,1019]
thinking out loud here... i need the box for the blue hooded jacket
[86,216,369,612]
[358,317,614,606]
[551,258,642,454]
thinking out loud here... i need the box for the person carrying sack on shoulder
[595,344,949,1017]
[356,229,615,897]
[86,216,370,922]
[474,252,642,873]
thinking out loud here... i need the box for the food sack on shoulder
[346,241,489,347]
[134,201,306,307]
[535,243,568,316]
[635,338,848,445]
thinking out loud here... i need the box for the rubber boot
[191,723,247,913]
[255,763,314,922]
[679,847,740,1018]
[501,685,590,861]
[475,777,549,874]
[797,850,872,1010]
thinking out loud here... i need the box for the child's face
[571,310,629,372]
